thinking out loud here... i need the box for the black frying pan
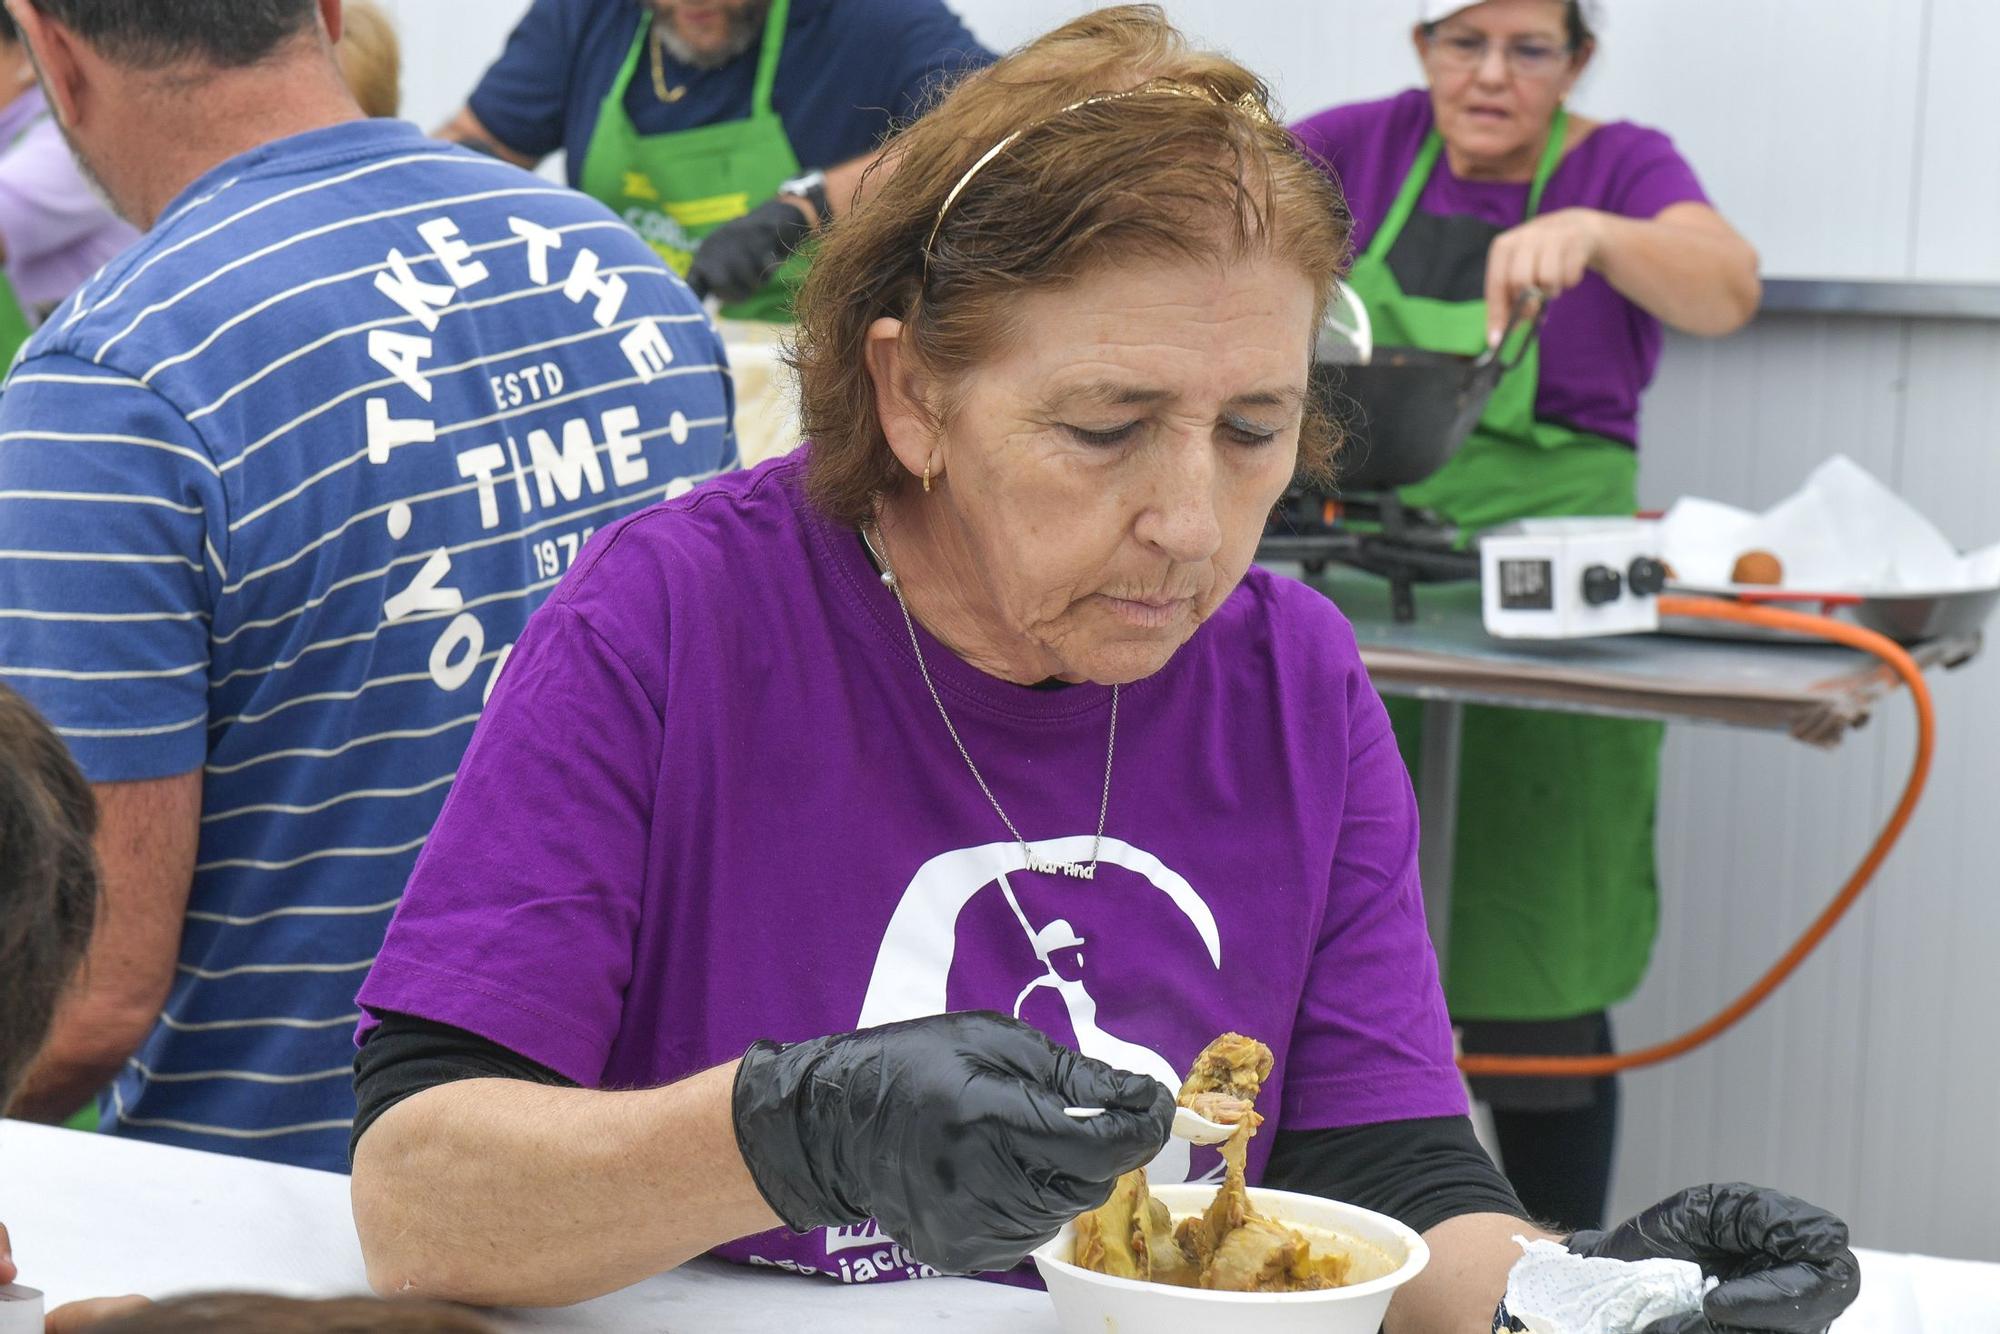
[1312,292,1545,494]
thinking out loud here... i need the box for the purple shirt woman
[348,9,1854,1331]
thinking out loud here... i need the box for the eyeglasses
[1424,28,1575,80]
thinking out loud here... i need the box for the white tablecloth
[3,1121,1993,1331]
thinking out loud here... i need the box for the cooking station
[1259,307,1985,971]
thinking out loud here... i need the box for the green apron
[577,0,808,322]
[0,273,31,372]
[0,113,43,372]
[1344,107,1664,1021]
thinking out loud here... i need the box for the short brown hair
[338,1,401,120]
[0,685,97,1108]
[90,1294,496,1333]
[26,0,321,68]
[793,4,1351,528]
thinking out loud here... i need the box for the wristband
[778,169,832,232]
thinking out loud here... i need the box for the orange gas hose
[1456,594,1937,1078]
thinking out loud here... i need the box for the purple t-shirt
[1293,88,1711,448]
[0,87,138,314]
[357,451,1464,1284]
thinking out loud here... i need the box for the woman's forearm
[1594,206,1762,337]
[350,1060,781,1307]
[1385,1212,1559,1332]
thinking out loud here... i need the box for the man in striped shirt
[0,0,735,1171]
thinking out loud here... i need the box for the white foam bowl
[1032,1184,1429,1334]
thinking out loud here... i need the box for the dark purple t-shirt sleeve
[355,595,661,1084]
[466,0,583,161]
[1279,644,1466,1130]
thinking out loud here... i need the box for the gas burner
[1261,488,1478,622]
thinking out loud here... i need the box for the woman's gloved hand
[1568,1182,1861,1333]
[732,1010,1174,1274]
[685,197,813,303]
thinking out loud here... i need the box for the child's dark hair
[0,685,98,1107]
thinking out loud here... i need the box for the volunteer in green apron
[439,0,993,321]
[1292,0,1761,1230]
[577,0,807,321]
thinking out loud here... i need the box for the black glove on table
[1568,1182,1861,1333]
[732,1010,1174,1274]
[685,197,814,304]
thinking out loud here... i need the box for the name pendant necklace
[864,526,1116,881]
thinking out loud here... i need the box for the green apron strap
[605,16,651,112]
[1483,104,1573,363]
[0,273,32,373]
[1362,132,1443,264]
[750,0,791,118]
[1366,102,1571,268]
[1523,103,1568,219]
[0,112,47,374]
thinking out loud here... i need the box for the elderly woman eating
[348,8,1858,1329]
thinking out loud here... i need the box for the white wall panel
[1849,323,2000,1255]
[949,0,1420,118]
[1580,0,1926,281]
[370,0,532,133]
[1617,319,2000,1262]
[1912,1,2000,279]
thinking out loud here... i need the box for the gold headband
[921,79,1275,275]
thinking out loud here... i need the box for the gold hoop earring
[923,463,933,494]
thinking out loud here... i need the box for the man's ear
[321,0,344,45]
[862,316,941,486]
[7,0,85,131]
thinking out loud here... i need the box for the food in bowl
[1073,1033,1379,1293]
[1036,1186,1429,1334]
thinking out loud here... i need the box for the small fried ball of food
[1731,549,1784,585]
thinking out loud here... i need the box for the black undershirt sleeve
[355,1012,1528,1241]
[350,1011,578,1166]
[1263,1115,1528,1238]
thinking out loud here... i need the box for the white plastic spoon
[1063,1104,1237,1146]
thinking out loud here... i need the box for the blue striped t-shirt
[0,119,734,1170]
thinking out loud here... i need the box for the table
[4,1122,1993,1332]
[1313,570,1977,743]
[713,320,802,472]
[1295,569,1980,967]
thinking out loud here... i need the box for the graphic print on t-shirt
[360,210,706,703]
[857,835,1224,1188]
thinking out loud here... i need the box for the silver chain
[864,526,1116,878]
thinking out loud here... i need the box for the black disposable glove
[1568,1183,1861,1333]
[732,1010,1174,1274]
[685,196,813,304]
